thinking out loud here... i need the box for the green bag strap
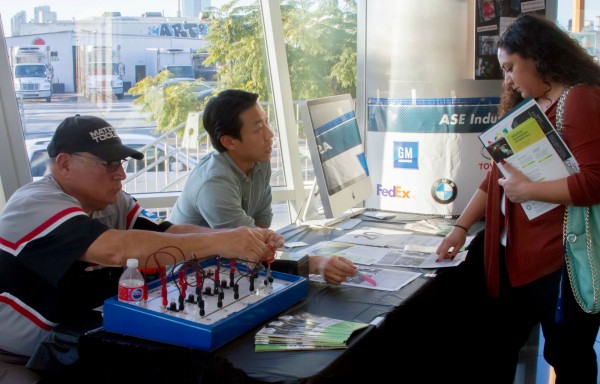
[557,84,600,313]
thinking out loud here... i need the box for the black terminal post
[198,299,205,317]
[186,293,196,304]
[249,276,255,292]
[234,283,240,300]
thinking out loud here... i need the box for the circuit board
[103,259,309,350]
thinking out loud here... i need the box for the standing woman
[436,14,600,383]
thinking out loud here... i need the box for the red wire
[196,270,203,293]
[264,244,277,265]
[143,280,148,301]
[179,268,187,297]
[160,267,168,307]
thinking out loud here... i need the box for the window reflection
[5,1,597,227]
[5,2,261,197]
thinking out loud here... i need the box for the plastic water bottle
[118,258,145,304]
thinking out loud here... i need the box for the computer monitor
[299,94,373,222]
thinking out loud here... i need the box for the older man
[0,115,282,383]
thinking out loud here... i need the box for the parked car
[26,133,199,193]
[158,79,215,102]
[190,83,215,102]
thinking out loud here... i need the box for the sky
[0,1,589,38]
[1,1,224,37]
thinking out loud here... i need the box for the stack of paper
[404,219,453,236]
[254,312,368,352]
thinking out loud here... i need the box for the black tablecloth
[30,213,489,383]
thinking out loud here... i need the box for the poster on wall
[474,0,546,80]
[365,97,499,216]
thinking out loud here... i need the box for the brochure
[254,312,369,352]
[310,265,421,291]
[478,97,578,220]
[298,241,388,265]
[403,219,454,236]
[373,249,468,269]
[298,232,475,269]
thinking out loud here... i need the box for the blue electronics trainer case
[103,259,308,350]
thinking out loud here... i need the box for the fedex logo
[376,184,411,198]
[393,141,418,169]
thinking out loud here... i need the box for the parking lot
[19,93,158,139]
[19,93,300,228]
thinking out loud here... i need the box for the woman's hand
[309,255,357,285]
[497,160,531,203]
[436,227,467,261]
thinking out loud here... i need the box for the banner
[365,97,499,216]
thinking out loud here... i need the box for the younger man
[169,90,357,284]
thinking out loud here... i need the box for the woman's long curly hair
[497,82,523,117]
[497,14,600,88]
[496,14,600,115]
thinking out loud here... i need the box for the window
[1,1,311,228]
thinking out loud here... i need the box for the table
[29,212,488,383]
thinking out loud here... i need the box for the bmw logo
[431,178,457,204]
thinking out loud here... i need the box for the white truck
[146,48,196,82]
[191,52,218,81]
[83,45,125,99]
[11,45,53,102]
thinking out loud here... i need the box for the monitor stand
[296,180,365,229]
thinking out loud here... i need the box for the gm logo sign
[393,141,418,169]
[431,178,457,204]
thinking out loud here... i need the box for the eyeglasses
[71,153,127,173]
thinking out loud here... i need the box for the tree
[204,0,357,100]
[203,1,269,97]
[128,70,203,134]
[130,0,357,134]
[282,0,357,99]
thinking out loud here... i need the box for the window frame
[0,1,306,222]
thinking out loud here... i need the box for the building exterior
[181,0,201,18]
[10,12,27,37]
[7,14,211,95]
[181,0,212,18]
[33,6,57,24]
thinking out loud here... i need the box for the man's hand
[263,229,285,248]
[215,227,270,264]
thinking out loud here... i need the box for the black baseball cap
[47,115,144,161]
